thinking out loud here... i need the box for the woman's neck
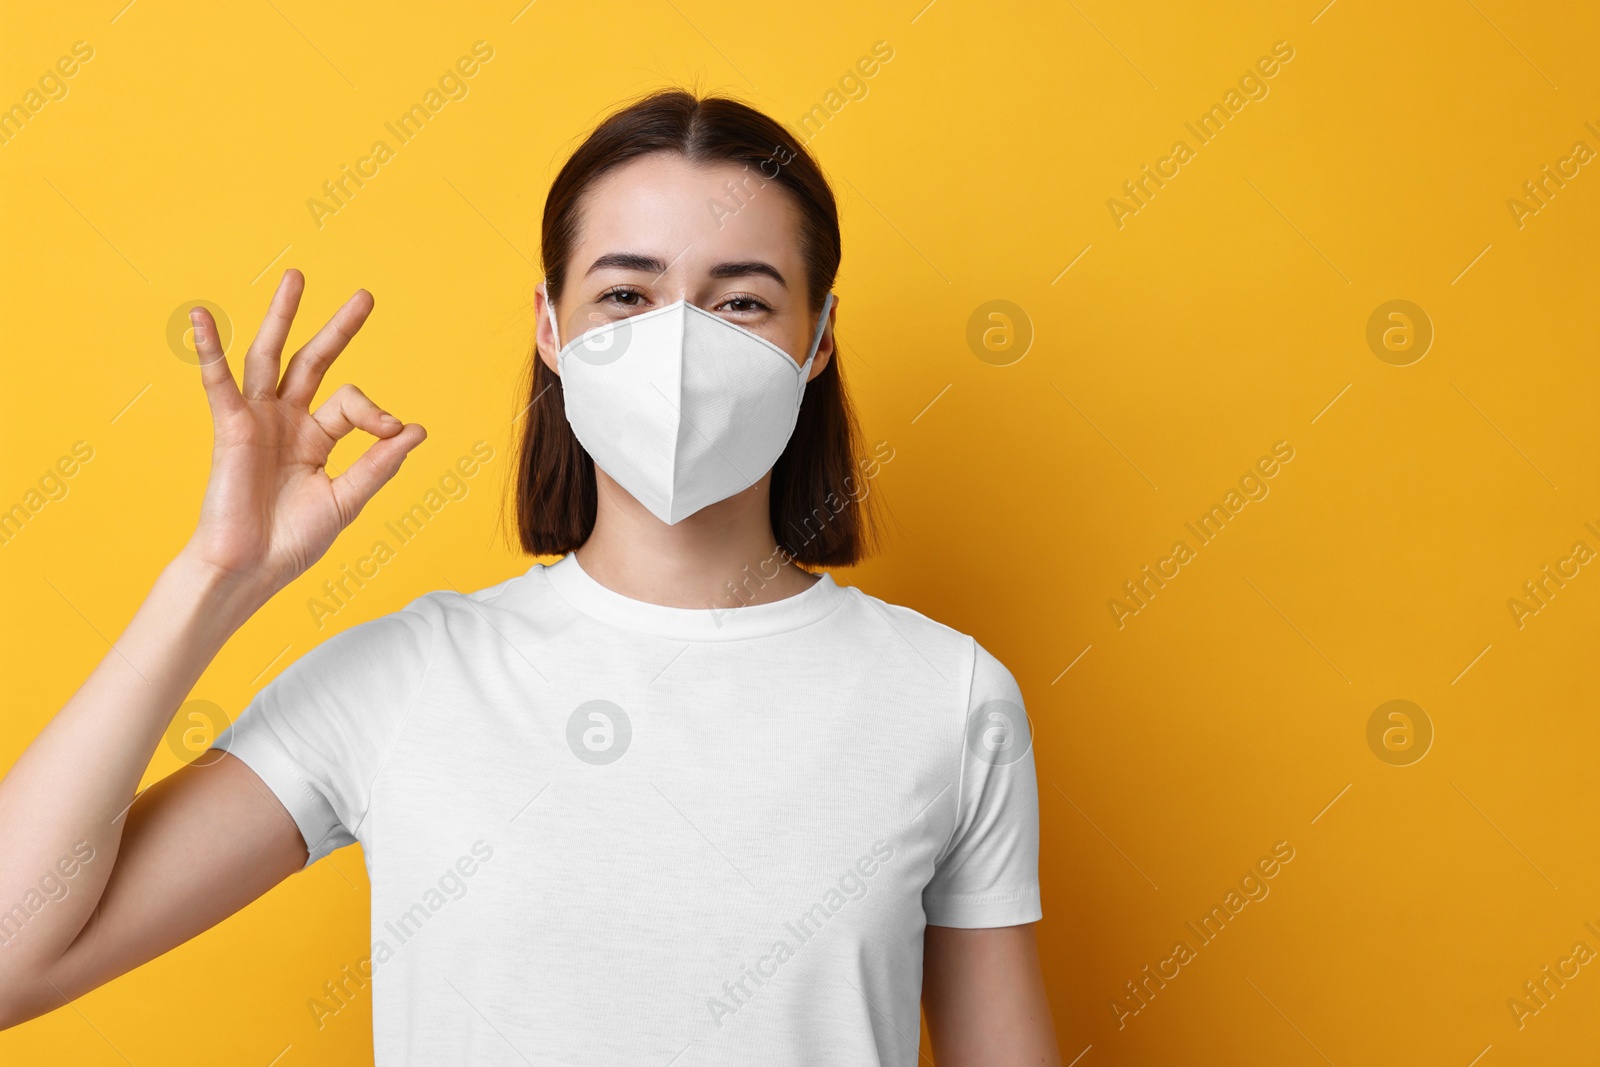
[572,472,819,610]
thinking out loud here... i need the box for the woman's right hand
[182,269,426,608]
[0,268,424,1029]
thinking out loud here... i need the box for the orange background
[3,1,1599,1063]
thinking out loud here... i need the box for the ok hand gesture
[183,269,426,605]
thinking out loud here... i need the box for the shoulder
[838,583,971,653]
[836,583,1020,701]
[311,566,548,661]
[408,564,552,623]
[418,569,525,610]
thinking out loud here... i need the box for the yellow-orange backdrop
[3,1,1599,1064]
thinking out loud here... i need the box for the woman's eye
[719,295,770,314]
[601,288,644,307]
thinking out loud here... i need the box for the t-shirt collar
[539,550,846,641]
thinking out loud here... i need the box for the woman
[0,90,1059,1064]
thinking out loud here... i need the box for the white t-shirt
[216,552,1041,1065]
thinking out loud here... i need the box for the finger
[309,383,403,443]
[190,307,244,418]
[279,289,375,407]
[329,423,427,524]
[242,269,305,400]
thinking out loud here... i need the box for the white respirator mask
[543,285,834,525]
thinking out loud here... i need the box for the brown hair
[512,88,879,567]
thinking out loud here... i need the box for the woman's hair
[512,88,879,567]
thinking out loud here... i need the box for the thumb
[328,423,428,524]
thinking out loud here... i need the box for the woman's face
[537,152,835,377]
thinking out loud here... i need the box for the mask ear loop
[805,293,835,363]
[542,284,562,356]
[800,292,838,404]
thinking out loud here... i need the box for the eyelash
[598,286,772,314]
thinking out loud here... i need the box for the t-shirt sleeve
[212,594,442,869]
[922,638,1043,928]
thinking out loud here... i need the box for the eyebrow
[584,252,787,287]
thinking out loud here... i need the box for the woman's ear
[536,282,562,376]
[806,294,838,382]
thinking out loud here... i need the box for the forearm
[0,550,264,987]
